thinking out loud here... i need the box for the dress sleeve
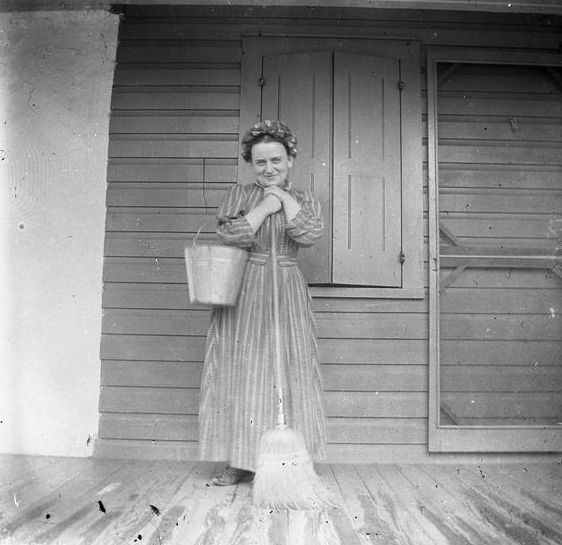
[216,185,256,249]
[285,188,323,247]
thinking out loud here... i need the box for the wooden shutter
[261,51,332,283]
[333,53,402,286]
[261,50,404,286]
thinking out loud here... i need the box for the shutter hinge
[399,251,406,264]
[398,80,405,90]
[259,77,266,87]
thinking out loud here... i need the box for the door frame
[427,47,562,452]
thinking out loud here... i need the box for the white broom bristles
[253,425,338,511]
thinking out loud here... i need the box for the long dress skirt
[198,183,327,471]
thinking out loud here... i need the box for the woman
[199,120,327,486]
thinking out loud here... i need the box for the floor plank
[399,463,500,544]
[358,464,454,545]
[83,460,193,545]
[140,462,210,545]
[0,455,62,525]
[491,462,562,524]
[95,460,196,545]
[4,458,126,545]
[1,457,90,530]
[425,463,562,545]
[329,463,386,544]
[159,462,237,544]
[213,480,260,545]
[0,455,58,487]
[0,456,560,545]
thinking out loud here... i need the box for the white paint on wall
[0,9,119,456]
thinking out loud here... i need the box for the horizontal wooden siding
[97,6,562,461]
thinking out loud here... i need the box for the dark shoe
[212,466,254,486]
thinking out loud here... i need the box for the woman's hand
[245,192,282,233]
[263,186,290,204]
[261,193,283,215]
[264,186,301,221]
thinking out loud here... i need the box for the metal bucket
[185,242,248,306]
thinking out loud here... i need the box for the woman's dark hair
[241,120,298,163]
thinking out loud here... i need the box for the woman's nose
[264,162,274,173]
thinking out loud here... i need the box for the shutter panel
[333,53,402,286]
[261,51,332,283]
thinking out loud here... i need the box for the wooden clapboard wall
[437,63,562,426]
[97,5,562,461]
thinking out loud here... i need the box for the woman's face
[250,141,293,187]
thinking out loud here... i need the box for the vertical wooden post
[426,50,441,452]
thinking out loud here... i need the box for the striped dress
[198,181,327,471]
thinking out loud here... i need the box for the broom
[252,216,336,511]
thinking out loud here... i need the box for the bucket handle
[190,224,207,248]
[184,223,210,305]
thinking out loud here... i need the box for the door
[427,52,562,452]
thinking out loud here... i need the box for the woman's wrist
[283,199,301,221]
[246,195,281,232]
[245,205,268,233]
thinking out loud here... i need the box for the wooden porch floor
[1,455,561,545]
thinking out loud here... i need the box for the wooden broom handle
[270,216,286,426]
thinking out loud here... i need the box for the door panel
[262,51,332,283]
[333,53,402,286]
